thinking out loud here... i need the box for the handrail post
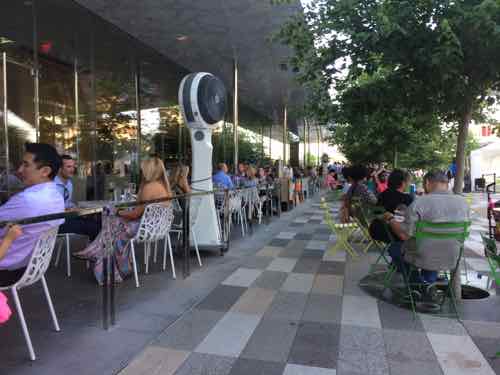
[182,196,191,278]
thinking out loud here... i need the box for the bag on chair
[0,292,12,324]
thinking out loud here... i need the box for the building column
[135,63,142,179]
[233,59,239,174]
[283,105,287,164]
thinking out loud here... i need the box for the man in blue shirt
[56,155,100,240]
[213,163,234,189]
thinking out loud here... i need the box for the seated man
[0,143,65,286]
[55,155,100,240]
[386,170,469,285]
[213,163,234,190]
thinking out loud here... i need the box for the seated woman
[76,157,172,284]
[244,166,258,188]
[341,165,377,222]
[170,164,191,195]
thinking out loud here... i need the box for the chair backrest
[415,221,471,245]
[135,203,173,242]
[15,226,59,288]
[481,234,500,285]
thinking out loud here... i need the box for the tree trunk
[452,103,473,301]
[393,144,398,168]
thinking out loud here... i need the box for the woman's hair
[349,165,368,182]
[247,166,257,179]
[169,164,189,187]
[388,169,410,190]
[140,157,171,193]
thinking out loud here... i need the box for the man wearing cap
[385,170,469,285]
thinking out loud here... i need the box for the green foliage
[278,0,500,172]
[213,127,268,167]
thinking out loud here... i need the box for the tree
[279,0,500,192]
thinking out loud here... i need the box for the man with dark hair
[55,155,100,241]
[213,163,234,189]
[378,169,413,213]
[385,170,468,286]
[0,143,65,286]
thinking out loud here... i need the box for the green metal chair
[321,198,359,259]
[481,234,500,289]
[403,220,471,319]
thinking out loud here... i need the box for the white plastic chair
[169,196,203,268]
[229,190,247,236]
[0,226,60,361]
[129,204,175,288]
[54,233,90,277]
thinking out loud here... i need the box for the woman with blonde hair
[169,163,191,195]
[244,165,258,188]
[76,157,172,283]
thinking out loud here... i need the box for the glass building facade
[0,0,278,200]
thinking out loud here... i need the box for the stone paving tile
[286,239,309,250]
[241,318,298,363]
[313,233,331,241]
[196,285,247,312]
[293,257,321,274]
[195,312,262,358]
[339,324,385,353]
[314,227,332,234]
[269,238,291,247]
[230,288,276,315]
[228,358,285,375]
[306,240,329,251]
[384,329,438,362]
[174,353,236,375]
[472,337,500,374]
[277,232,297,240]
[222,268,263,287]
[283,363,337,375]
[255,246,283,258]
[337,349,389,375]
[463,320,500,339]
[281,273,315,294]
[251,270,288,290]
[418,314,468,336]
[241,256,274,269]
[387,358,444,375]
[377,301,424,332]
[155,309,225,351]
[322,250,347,263]
[288,321,341,369]
[295,233,313,240]
[427,332,496,375]
[459,297,500,323]
[317,261,346,275]
[302,249,326,259]
[267,257,298,272]
[280,246,305,258]
[302,294,343,324]
[118,346,189,375]
[312,274,344,296]
[293,217,310,224]
[341,295,381,329]
[264,291,309,321]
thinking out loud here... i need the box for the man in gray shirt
[386,170,469,284]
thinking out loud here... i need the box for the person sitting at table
[326,170,340,190]
[341,165,377,222]
[384,170,469,288]
[244,166,258,188]
[55,155,100,241]
[213,163,234,190]
[169,163,191,195]
[75,157,172,284]
[378,169,413,213]
[0,143,65,286]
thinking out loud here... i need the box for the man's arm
[0,225,22,261]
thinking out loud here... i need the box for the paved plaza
[120,195,500,375]
[2,194,500,375]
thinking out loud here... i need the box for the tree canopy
[279,0,500,189]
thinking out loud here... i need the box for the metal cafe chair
[54,233,90,277]
[402,221,471,319]
[0,227,60,361]
[129,203,175,287]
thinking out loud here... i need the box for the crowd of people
[335,163,468,299]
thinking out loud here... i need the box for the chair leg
[130,240,140,288]
[65,234,71,277]
[54,238,63,267]
[153,241,158,264]
[11,287,36,361]
[167,234,176,279]
[41,276,60,332]
[145,242,150,274]
[192,228,202,267]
